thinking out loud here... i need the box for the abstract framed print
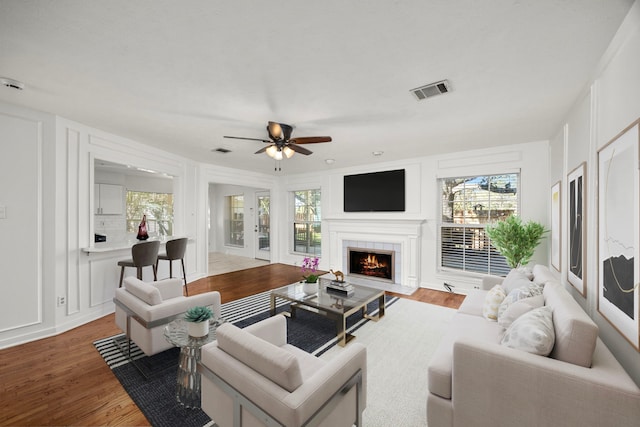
[568,162,586,296]
[551,181,561,272]
[598,118,640,350]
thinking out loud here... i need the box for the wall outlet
[57,296,66,306]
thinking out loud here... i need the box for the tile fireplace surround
[326,218,424,288]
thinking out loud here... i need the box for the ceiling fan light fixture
[273,149,283,161]
[283,146,295,158]
[265,145,278,158]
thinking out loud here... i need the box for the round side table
[164,318,224,409]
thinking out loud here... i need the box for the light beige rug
[320,298,456,427]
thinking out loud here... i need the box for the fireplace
[347,247,395,283]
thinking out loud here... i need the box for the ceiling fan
[224,121,332,161]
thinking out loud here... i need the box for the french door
[255,192,271,261]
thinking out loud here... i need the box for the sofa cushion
[501,269,533,294]
[123,277,163,306]
[428,313,504,399]
[532,263,557,285]
[544,283,598,367]
[498,294,544,328]
[216,322,303,392]
[153,278,183,300]
[501,306,555,356]
[483,285,506,321]
[457,289,487,316]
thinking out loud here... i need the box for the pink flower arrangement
[301,256,320,283]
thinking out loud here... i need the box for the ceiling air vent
[212,148,231,154]
[410,80,450,101]
[0,77,25,90]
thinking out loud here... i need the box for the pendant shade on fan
[265,145,295,160]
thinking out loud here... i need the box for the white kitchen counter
[82,235,190,254]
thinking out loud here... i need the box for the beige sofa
[427,264,640,427]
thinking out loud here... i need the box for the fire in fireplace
[347,247,394,282]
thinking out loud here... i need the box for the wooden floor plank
[0,263,464,426]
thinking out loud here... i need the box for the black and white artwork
[568,163,586,296]
[598,119,640,350]
[551,181,561,271]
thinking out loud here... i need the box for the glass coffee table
[164,318,224,409]
[270,279,385,347]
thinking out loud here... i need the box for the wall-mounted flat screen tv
[344,169,405,212]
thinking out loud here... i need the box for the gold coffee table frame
[270,279,385,347]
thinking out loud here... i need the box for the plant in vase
[301,256,320,283]
[485,215,547,269]
[301,256,320,294]
[184,306,214,337]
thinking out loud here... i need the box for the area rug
[321,299,457,426]
[94,289,399,427]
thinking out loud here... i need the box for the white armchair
[198,315,367,427]
[114,276,221,356]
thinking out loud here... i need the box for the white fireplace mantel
[325,218,425,288]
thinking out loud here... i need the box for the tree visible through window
[440,174,519,275]
[293,189,321,256]
[126,191,173,236]
[227,195,244,247]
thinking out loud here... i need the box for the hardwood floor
[0,264,465,426]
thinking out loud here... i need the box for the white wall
[0,104,56,343]
[277,142,549,289]
[549,1,640,384]
[0,105,204,348]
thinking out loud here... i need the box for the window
[439,174,519,276]
[293,189,321,256]
[126,191,173,236]
[226,195,244,247]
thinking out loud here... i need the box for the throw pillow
[498,294,545,328]
[123,277,163,305]
[501,306,555,356]
[501,269,534,295]
[498,282,545,319]
[483,285,506,321]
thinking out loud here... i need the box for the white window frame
[291,188,322,256]
[438,173,520,277]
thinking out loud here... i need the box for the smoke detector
[0,77,25,91]
[410,80,450,101]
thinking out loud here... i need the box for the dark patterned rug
[94,290,397,427]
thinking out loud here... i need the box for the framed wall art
[551,181,561,271]
[598,118,640,351]
[567,162,586,296]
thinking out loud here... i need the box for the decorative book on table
[325,281,355,297]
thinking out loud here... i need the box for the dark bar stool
[118,240,160,287]
[156,237,189,295]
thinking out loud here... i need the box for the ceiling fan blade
[288,143,313,155]
[290,136,332,144]
[254,146,269,154]
[224,135,271,143]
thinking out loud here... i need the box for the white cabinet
[95,184,123,215]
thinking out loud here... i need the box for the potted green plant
[185,306,213,337]
[485,215,547,269]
